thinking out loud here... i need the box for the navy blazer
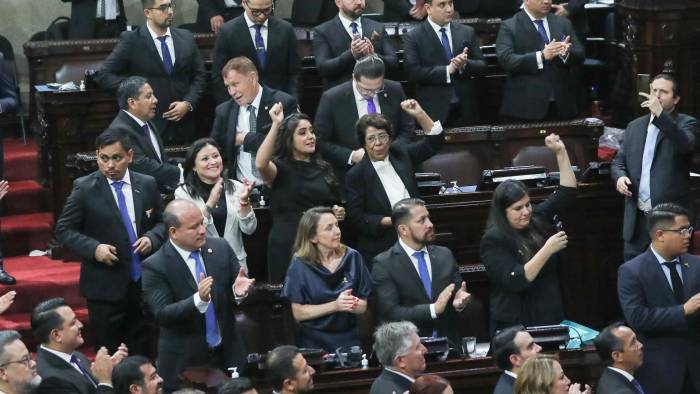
[496,10,584,120]
[314,79,415,173]
[403,20,487,125]
[313,15,398,88]
[212,15,300,102]
[618,250,700,394]
[36,348,113,394]
[55,170,165,302]
[209,86,298,179]
[610,111,699,241]
[96,25,208,142]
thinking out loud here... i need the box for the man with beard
[371,198,470,341]
[312,0,398,89]
[112,356,164,394]
[0,331,42,394]
[266,346,314,394]
[96,0,208,145]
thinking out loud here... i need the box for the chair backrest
[0,35,15,62]
[511,146,558,171]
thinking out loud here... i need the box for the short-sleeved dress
[281,247,372,352]
[480,186,577,334]
[267,159,341,283]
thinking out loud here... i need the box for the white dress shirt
[244,11,268,49]
[338,12,363,38]
[235,85,264,185]
[522,7,569,69]
[352,79,383,118]
[123,110,162,161]
[607,366,635,382]
[107,169,137,235]
[39,345,113,388]
[384,368,416,384]
[504,370,518,379]
[650,244,685,289]
[96,0,119,19]
[224,0,239,7]
[398,238,438,319]
[371,158,410,208]
[147,24,176,68]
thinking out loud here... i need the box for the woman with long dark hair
[282,206,371,352]
[256,104,344,283]
[175,138,257,273]
[480,134,577,334]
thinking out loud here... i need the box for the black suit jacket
[196,0,244,30]
[493,372,516,394]
[55,170,165,302]
[315,79,415,173]
[346,133,444,262]
[403,20,487,125]
[60,0,126,39]
[313,15,398,89]
[142,238,247,391]
[36,347,114,394]
[496,10,584,120]
[595,368,638,394]
[106,110,181,192]
[369,369,413,394]
[212,15,300,103]
[618,250,700,394]
[372,242,462,340]
[95,25,208,143]
[610,111,698,241]
[210,87,298,178]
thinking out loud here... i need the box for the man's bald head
[164,199,206,251]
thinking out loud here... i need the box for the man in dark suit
[31,298,127,394]
[370,321,427,394]
[372,198,470,340]
[112,356,164,394]
[618,203,700,394]
[496,0,584,121]
[611,74,699,261]
[141,199,255,392]
[266,346,315,394]
[60,0,127,39]
[211,0,300,103]
[491,325,542,394]
[55,130,166,355]
[593,322,645,394]
[106,77,183,193]
[210,57,297,183]
[0,330,42,394]
[312,0,398,89]
[195,0,244,34]
[96,0,208,144]
[315,54,415,178]
[403,0,487,127]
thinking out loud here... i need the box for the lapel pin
[264,106,269,111]
[207,248,213,254]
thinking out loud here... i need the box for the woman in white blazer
[175,138,257,273]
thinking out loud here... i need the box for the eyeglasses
[0,355,33,368]
[366,132,390,146]
[247,3,274,17]
[148,2,174,12]
[356,84,385,98]
[660,226,694,237]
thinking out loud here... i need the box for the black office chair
[0,34,27,145]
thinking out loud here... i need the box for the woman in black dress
[480,134,577,334]
[256,103,344,283]
[282,206,371,352]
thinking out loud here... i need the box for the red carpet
[0,138,85,352]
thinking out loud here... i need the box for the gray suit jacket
[595,368,638,394]
[610,111,699,241]
[369,369,413,394]
[493,372,515,394]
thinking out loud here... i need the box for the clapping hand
[233,267,255,297]
[111,343,129,365]
[452,282,471,311]
[336,289,359,312]
[239,178,256,201]
[198,272,214,302]
[0,180,8,200]
[448,47,469,74]
[0,291,16,314]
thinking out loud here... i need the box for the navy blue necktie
[631,379,645,394]
[191,251,221,347]
[157,36,173,74]
[254,25,266,68]
[141,124,161,163]
[70,354,97,388]
[534,19,549,45]
[111,181,141,281]
[350,21,359,37]
[439,27,453,60]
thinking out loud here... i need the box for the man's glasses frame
[148,2,175,12]
[660,226,694,237]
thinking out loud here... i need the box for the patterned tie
[366,98,377,114]
[254,24,266,68]
[247,105,260,178]
[111,181,141,282]
[534,19,550,44]
[191,251,221,347]
[639,121,659,203]
[663,261,685,304]
[141,124,161,163]
[631,379,645,394]
[70,354,97,387]
[157,36,174,75]
[350,21,359,37]
[412,251,432,299]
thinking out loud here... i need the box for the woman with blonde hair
[281,206,371,352]
[515,355,591,394]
